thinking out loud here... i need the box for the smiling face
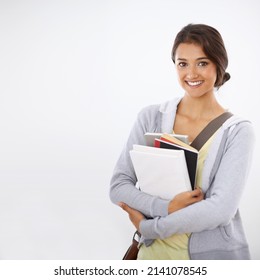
[175,43,217,98]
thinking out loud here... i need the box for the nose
[186,66,199,80]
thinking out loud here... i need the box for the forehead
[175,43,207,59]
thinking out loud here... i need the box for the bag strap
[190,111,233,151]
[122,231,141,260]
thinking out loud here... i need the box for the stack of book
[129,133,198,200]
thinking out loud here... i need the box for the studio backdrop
[0,0,259,259]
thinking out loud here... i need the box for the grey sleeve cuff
[139,218,161,239]
[150,197,169,218]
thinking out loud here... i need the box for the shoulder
[224,115,255,147]
[209,115,255,160]
[136,97,182,133]
[139,97,181,113]
[137,97,182,120]
[138,103,161,117]
[225,115,254,135]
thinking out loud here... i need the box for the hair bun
[223,72,231,84]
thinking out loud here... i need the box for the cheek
[206,66,217,81]
[176,69,186,82]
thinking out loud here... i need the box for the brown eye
[178,62,187,68]
[198,61,208,67]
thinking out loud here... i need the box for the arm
[109,105,169,218]
[119,188,204,231]
[139,122,255,239]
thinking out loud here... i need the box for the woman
[109,24,255,259]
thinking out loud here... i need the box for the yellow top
[137,133,216,260]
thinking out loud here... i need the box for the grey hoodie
[110,97,255,259]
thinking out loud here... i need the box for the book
[129,144,191,200]
[154,136,198,189]
[144,132,189,147]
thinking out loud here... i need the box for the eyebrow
[177,57,209,61]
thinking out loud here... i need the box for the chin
[184,87,214,98]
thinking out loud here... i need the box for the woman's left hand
[119,202,145,231]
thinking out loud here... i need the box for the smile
[186,80,204,87]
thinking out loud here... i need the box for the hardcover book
[154,136,198,189]
[130,144,191,200]
[144,132,189,147]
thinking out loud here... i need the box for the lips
[186,80,204,87]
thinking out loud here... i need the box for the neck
[177,93,225,121]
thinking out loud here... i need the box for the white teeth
[187,81,203,86]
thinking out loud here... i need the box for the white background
[0,0,259,260]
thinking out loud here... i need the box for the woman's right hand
[168,188,204,214]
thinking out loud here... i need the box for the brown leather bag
[122,231,140,260]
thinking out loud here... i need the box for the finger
[192,192,204,202]
[191,188,202,197]
[118,202,131,213]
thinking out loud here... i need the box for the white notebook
[130,145,191,200]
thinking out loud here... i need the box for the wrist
[151,198,169,217]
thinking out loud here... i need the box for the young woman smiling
[110,24,255,260]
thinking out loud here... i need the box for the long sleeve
[109,104,169,218]
[139,122,255,239]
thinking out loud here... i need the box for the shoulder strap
[190,111,233,151]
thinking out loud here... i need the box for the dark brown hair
[171,24,230,88]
